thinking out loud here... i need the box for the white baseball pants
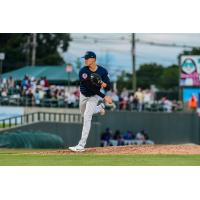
[78,93,102,147]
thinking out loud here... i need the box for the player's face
[85,58,96,66]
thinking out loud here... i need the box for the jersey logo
[82,73,88,79]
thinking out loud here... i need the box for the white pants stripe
[78,93,101,147]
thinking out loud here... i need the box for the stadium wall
[0,111,199,146]
[97,111,200,144]
[0,122,101,148]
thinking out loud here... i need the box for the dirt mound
[30,145,200,155]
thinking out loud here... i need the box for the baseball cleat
[99,103,105,115]
[69,145,85,152]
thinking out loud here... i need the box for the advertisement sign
[0,53,5,60]
[180,55,200,86]
[66,64,73,73]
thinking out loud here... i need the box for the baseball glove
[90,73,102,87]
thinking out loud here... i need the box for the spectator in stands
[34,88,41,106]
[7,76,15,95]
[44,76,49,88]
[38,86,45,99]
[128,92,135,111]
[1,88,7,97]
[30,77,37,92]
[120,88,128,99]
[44,87,51,99]
[26,88,34,106]
[22,75,29,91]
[39,77,45,87]
[111,91,119,110]
[176,100,183,111]
[134,88,144,112]
[172,100,178,112]
[73,87,80,98]
[57,90,65,107]
[162,97,173,113]
[119,88,129,110]
[188,94,197,112]
[143,89,153,111]
[0,75,184,113]
[67,92,77,108]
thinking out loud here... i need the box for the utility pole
[26,34,31,66]
[0,53,5,78]
[131,33,136,92]
[31,33,37,66]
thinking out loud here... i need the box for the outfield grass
[0,150,200,166]
[0,124,16,128]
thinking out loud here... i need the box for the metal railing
[0,96,79,108]
[0,112,83,129]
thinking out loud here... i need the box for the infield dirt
[29,145,200,155]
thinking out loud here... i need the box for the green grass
[0,149,200,166]
[0,124,16,128]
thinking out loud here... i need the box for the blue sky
[63,33,200,80]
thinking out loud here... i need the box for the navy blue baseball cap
[82,51,96,59]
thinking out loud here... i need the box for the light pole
[131,33,136,92]
[32,33,37,66]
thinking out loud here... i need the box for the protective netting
[0,131,65,149]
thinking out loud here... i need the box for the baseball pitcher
[69,51,112,152]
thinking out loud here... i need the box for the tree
[136,63,164,89]
[116,70,132,91]
[159,65,179,90]
[35,33,71,65]
[181,47,200,55]
[0,33,28,72]
[0,33,71,72]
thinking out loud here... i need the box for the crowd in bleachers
[104,87,183,112]
[100,128,154,147]
[0,76,183,112]
[0,76,80,107]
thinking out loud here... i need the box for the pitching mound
[31,145,200,155]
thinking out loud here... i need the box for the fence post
[15,117,17,126]
[32,113,34,123]
[9,118,11,128]
[38,112,40,121]
[26,114,29,123]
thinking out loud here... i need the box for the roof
[2,66,79,81]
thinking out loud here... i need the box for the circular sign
[66,64,73,73]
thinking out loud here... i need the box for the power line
[136,39,196,48]
[72,35,200,49]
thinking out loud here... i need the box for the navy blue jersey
[79,65,111,98]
